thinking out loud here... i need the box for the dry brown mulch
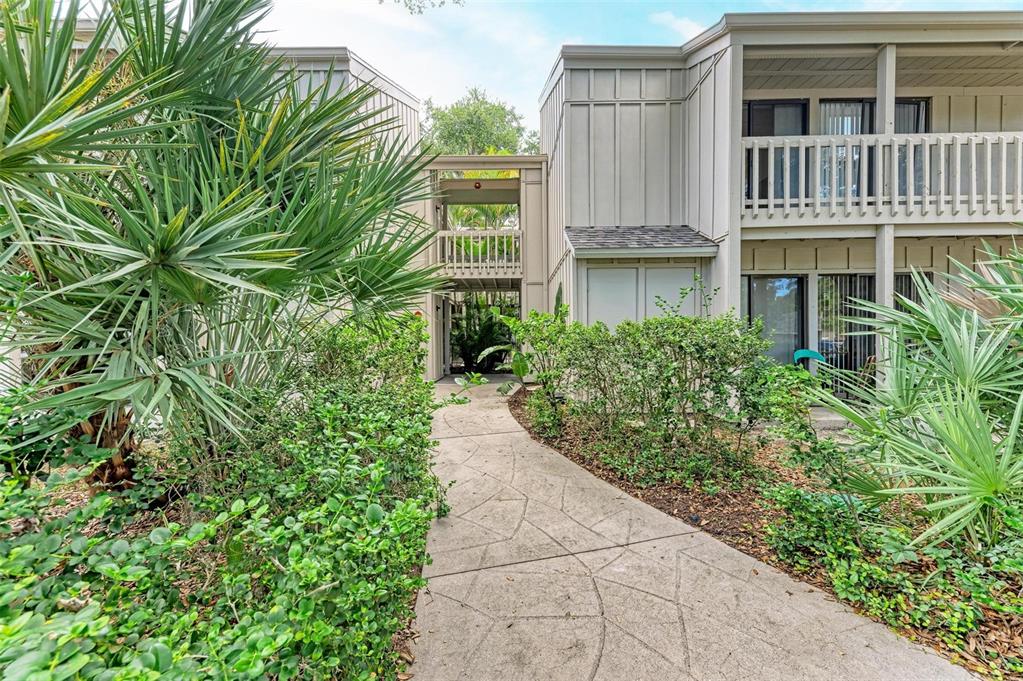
[507,390,1022,680]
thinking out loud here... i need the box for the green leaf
[365,503,385,524]
[148,527,172,545]
[511,353,529,379]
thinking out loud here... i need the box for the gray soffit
[565,226,719,258]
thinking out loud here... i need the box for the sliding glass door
[819,100,875,201]
[817,274,876,382]
[742,275,806,364]
[817,272,933,392]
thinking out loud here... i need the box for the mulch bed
[507,389,1023,679]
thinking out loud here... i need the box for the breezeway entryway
[409,380,972,681]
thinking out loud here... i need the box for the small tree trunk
[83,408,136,490]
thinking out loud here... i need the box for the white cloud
[649,11,705,41]
[260,0,570,130]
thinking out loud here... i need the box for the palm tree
[1,0,440,485]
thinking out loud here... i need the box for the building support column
[807,272,820,374]
[875,224,895,382]
[873,43,896,383]
[876,44,896,135]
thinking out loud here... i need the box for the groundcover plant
[0,1,446,678]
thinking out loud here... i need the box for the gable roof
[565,226,718,258]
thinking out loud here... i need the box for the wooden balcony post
[876,44,896,136]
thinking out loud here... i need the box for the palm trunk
[82,408,136,489]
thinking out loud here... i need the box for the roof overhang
[269,45,420,106]
[428,155,547,172]
[684,11,1023,55]
[572,246,719,259]
[541,11,1023,103]
[565,226,719,259]
[439,178,520,205]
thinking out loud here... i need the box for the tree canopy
[386,0,461,13]
[422,87,539,155]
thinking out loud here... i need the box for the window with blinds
[817,271,933,393]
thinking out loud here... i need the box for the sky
[259,0,1020,130]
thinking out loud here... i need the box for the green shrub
[0,317,439,680]
[1,0,440,488]
[525,391,563,439]
[556,296,772,486]
[764,484,874,570]
[481,305,570,402]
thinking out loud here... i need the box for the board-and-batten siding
[684,49,737,241]
[742,237,1019,281]
[934,94,1023,133]
[540,65,572,312]
[279,52,420,150]
[560,66,686,231]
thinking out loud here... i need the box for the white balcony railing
[436,229,523,278]
[741,132,1023,227]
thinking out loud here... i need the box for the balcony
[436,229,523,281]
[741,132,1023,228]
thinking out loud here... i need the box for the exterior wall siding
[741,236,1018,280]
[559,65,686,229]
[275,49,420,150]
[540,63,571,313]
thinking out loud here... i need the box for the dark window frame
[742,99,810,138]
[742,100,810,202]
[894,97,931,134]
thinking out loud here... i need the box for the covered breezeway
[421,155,548,380]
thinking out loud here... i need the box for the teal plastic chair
[793,349,825,364]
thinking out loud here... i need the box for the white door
[587,268,638,328]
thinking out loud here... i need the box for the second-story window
[820,99,875,135]
[743,101,808,200]
[820,100,875,199]
[895,99,930,134]
[743,100,808,137]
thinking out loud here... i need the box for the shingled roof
[564,226,718,257]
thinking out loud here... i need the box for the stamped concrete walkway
[409,380,972,681]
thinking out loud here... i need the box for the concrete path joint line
[433,428,526,441]
[426,528,703,580]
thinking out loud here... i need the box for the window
[895,99,930,198]
[743,101,808,201]
[895,99,930,134]
[820,100,875,200]
[820,99,875,135]
[743,101,808,137]
[817,272,934,393]
[741,275,806,365]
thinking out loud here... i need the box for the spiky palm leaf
[1,0,441,480]
[814,264,1023,549]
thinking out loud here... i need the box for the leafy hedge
[0,315,439,680]
[502,293,777,487]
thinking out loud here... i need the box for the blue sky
[260,0,1018,129]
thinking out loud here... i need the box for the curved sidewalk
[410,380,972,681]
